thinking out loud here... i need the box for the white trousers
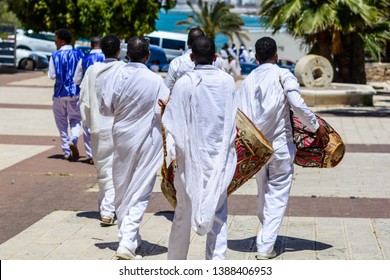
[52,96,81,155]
[83,124,92,159]
[90,129,115,219]
[117,175,156,253]
[256,142,296,254]
[168,181,228,260]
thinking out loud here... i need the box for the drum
[227,109,274,195]
[291,112,345,168]
[161,109,274,208]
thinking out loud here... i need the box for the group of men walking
[48,27,328,260]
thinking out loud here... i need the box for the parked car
[75,45,91,56]
[277,58,296,73]
[240,58,296,75]
[240,62,258,75]
[8,29,56,58]
[145,31,188,62]
[16,49,49,70]
[119,43,169,72]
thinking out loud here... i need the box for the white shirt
[164,49,225,91]
[164,49,194,90]
[229,59,241,80]
[79,60,125,133]
[74,49,103,85]
[48,45,73,80]
[238,63,319,150]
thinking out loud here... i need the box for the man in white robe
[164,27,224,91]
[162,36,237,260]
[99,36,170,260]
[238,37,329,260]
[79,34,125,226]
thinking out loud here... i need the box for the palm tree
[259,0,390,84]
[176,0,248,44]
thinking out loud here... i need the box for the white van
[145,31,188,62]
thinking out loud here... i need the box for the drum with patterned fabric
[291,112,345,168]
[227,109,274,195]
[161,108,274,208]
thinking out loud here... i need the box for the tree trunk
[350,33,366,84]
[334,33,366,84]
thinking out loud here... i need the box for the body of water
[155,10,264,49]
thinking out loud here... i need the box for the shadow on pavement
[95,241,118,251]
[94,240,168,257]
[228,235,332,253]
[316,107,390,118]
[138,240,168,256]
[47,154,66,159]
[76,211,100,220]
[154,210,174,222]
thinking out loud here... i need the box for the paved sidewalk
[0,71,389,260]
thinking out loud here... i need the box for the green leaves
[177,0,248,43]
[259,0,390,82]
[6,0,175,40]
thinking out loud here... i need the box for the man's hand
[158,99,168,107]
[315,124,329,147]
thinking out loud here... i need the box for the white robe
[165,49,225,91]
[79,60,125,217]
[162,65,237,236]
[99,62,169,252]
[239,64,319,150]
[238,63,319,255]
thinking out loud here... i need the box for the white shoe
[116,245,142,260]
[255,250,277,260]
[100,215,116,227]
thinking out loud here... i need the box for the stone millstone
[295,55,334,87]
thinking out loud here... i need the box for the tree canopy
[6,0,176,40]
[0,0,19,25]
[176,0,248,43]
[259,0,390,84]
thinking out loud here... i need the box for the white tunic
[165,49,225,91]
[79,60,124,134]
[162,65,237,236]
[238,63,320,255]
[239,63,319,150]
[79,60,125,217]
[99,62,170,227]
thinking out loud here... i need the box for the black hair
[101,34,121,58]
[191,36,215,65]
[187,27,205,48]
[90,36,102,49]
[126,36,149,62]
[55,28,72,44]
[255,37,277,63]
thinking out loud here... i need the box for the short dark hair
[192,36,215,65]
[187,27,205,48]
[101,34,120,58]
[126,36,149,62]
[255,37,277,63]
[90,36,102,49]
[55,28,72,44]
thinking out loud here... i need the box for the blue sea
[155,10,263,50]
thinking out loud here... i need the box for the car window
[25,32,55,42]
[162,38,185,51]
[148,37,160,46]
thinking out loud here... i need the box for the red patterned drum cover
[292,113,345,168]
[227,109,274,195]
[161,109,274,208]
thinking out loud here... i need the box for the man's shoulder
[172,52,191,64]
[132,67,163,82]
